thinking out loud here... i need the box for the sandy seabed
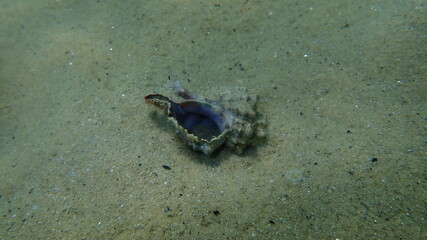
[0,1,425,239]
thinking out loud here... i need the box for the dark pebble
[162,165,171,170]
[213,210,220,215]
[370,157,378,162]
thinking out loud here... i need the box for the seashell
[145,82,267,155]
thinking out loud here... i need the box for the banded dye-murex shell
[144,82,267,155]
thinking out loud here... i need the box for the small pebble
[162,165,171,170]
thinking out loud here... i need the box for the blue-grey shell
[145,84,266,155]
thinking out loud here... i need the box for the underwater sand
[0,0,425,239]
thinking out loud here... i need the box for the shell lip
[145,93,233,143]
[174,117,231,143]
